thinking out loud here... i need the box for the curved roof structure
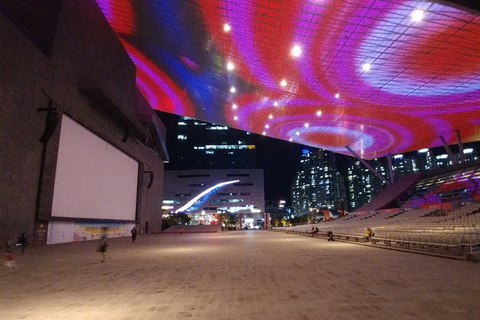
[95,0,480,159]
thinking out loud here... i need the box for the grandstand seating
[274,160,480,259]
[274,202,480,257]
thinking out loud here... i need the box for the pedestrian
[131,225,137,243]
[98,227,108,263]
[327,231,334,241]
[365,228,373,242]
[17,233,28,254]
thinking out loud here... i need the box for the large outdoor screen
[95,0,480,159]
[51,115,139,221]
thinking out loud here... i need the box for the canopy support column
[387,153,395,183]
[439,136,458,165]
[345,146,391,186]
[456,130,465,163]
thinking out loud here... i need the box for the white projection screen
[51,115,139,220]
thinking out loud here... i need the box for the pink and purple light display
[95,0,480,159]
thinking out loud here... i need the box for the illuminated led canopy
[96,0,480,159]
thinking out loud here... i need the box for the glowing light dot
[234,116,238,121]
[362,63,371,72]
[262,131,266,135]
[227,61,235,71]
[273,101,278,107]
[291,45,301,57]
[304,123,309,128]
[316,110,322,116]
[230,86,236,93]
[268,114,273,119]
[223,23,231,32]
[232,104,237,109]
[411,9,424,22]
[335,93,340,99]
[289,138,293,142]
[296,131,300,136]
[280,79,287,87]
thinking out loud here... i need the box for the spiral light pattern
[96,0,480,159]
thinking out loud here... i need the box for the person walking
[17,233,28,254]
[98,227,108,263]
[131,226,137,243]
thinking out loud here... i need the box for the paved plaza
[1,231,479,320]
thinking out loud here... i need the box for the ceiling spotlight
[232,104,237,109]
[273,101,278,107]
[411,9,424,22]
[234,116,238,121]
[262,131,266,135]
[362,63,371,72]
[304,123,309,128]
[296,131,300,136]
[223,23,231,32]
[268,114,273,119]
[265,124,270,129]
[289,138,293,142]
[335,93,340,99]
[291,45,301,57]
[316,110,322,116]
[230,86,236,93]
[227,61,235,71]
[280,79,287,87]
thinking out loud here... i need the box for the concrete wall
[0,0,166,245]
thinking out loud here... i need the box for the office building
[163,169,265,228]
[164,116,257,170]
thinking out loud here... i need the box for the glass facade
[292,149,347,213]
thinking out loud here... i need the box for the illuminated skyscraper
[292,149,347,213]
[347,158,389,210]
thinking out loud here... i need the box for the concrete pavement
[1,231,479,320]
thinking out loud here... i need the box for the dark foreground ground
[1,231,479,320]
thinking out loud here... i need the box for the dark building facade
[160,115,257,170]
[0,0,167,244]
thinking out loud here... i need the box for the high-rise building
[347,158,388,210]
[163,115,257,170]
[292,149,347,213]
